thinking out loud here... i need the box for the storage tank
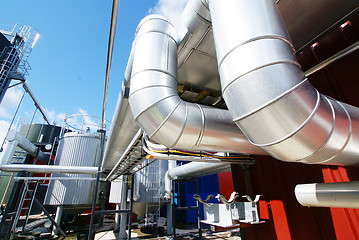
[0,124,60,205]
[44,132,107,214]
[19,123,61,145]
[109,159,169,217]
[133,159,169,217]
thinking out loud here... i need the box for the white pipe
[52,206,63,236]
[0,164,98,174]
[119,175,128,239]
[164,161,230,199]
[295,181,359,208]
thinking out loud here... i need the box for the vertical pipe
[166,160,176,234]
[208,0,359,165]
[195,180,202,239]
[119,175,128,239]
[114,204,121,232]
[171,180,176,239]
[52,206,63,236]
[127,174,134,240]
[88,129,105,240]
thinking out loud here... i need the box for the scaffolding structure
[0,20,39,102]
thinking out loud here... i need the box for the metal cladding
[208,0,359,165]
[128,14,264,155]
[44,132,102,206]
[295,181,359,208]
[102,49,140,171]
[109,160,169,217]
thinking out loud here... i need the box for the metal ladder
[11,179,39,234]
[144,160,162,235]
[0,22,39,99]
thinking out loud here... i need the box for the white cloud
[43,108,66,126]
[148,0,188,39]
[0,120,10,147]
[0,87,24,119]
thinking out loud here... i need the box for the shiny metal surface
[105,129,143,181]
[102,82,140,171]
[164,161,230,199]
[0,164,98,174]
[44,132,103,206]
[177,0,359,98]
[132,159,168,216]
[3,129,49,162]
[209,0,359,165]
[128,14,264,155]
[295,181,359,208]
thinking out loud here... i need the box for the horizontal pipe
[102,47,140,171]
[295,181,359,208]
[0,164,98,174]
[304,40,359,77]
[164,161,230,199]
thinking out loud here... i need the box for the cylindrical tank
[44,132,106,214]
[109,159,169,217]
[0,124,61,205]
[19,123,61,144]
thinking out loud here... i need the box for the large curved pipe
[208,0,359,165]
[128,14,265,155]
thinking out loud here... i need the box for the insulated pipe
[208,0,359,165]
[1,129,49,163]
[0,139,18,164]
[128,14,265,155]
[102,48,140,171]
[295,181,359,208]
[0,164,98,174]
[164,161,230,199]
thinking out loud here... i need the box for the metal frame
[171,178,202,239]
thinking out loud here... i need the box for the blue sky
[0,0,187,143]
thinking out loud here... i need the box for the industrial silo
[0,124,60,206]
[44,132,107,214]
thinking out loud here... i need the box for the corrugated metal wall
[44,133,101,206]
[219,12,359,240]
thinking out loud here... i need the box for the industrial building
[0,0,359,239]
